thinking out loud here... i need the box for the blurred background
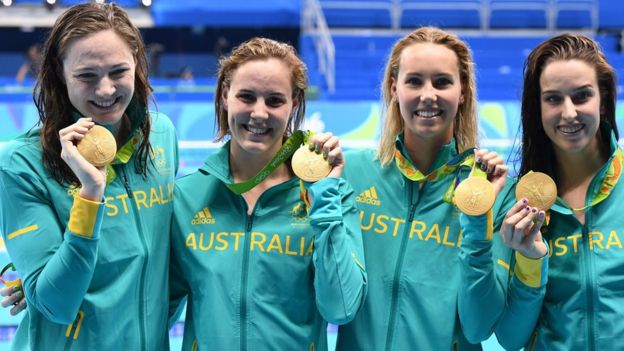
[0,0,623,349]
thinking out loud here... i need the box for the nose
[561,96,577,120]
[95,76,116,97]
[421,81,437,104]
[250,100,269,119]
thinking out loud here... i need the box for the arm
[0,169,103,324]
[307,177,367,325]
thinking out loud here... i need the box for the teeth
[559,125,583,133]
[247,126,268,134]
[416,110,441,118]
[93,98,116,108]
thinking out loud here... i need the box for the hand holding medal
[76,125,117,167]
[454,149,508,216]
[292,132,342,182]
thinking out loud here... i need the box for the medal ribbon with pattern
[393,146,475,204]
[226,130,312,195]
[572,147,624,211]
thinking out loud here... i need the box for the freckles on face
[392,42,463,143]
[62,29,136,128]
[224,58,297,157]
[539,59,602,155]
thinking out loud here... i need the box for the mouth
[414,109,442,118]
[90,97,121,110]
[557,124,584,135]
[243,124,270,136]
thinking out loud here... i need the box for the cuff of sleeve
[459,210,494,241]
[306,177,342,220]
[68,194,105,238]
[514,251,548,288]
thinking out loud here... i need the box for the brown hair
[517,33,617,176]
[378,27,478,166]
[214,37,307,141]
[36,2,153,184]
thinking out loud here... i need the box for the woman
[0,3,177,350]
[469,33,621,350]
[168,37,367,350]
[336,27,511,350]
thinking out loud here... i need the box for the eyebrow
[541,84,594,95]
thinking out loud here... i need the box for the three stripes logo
[356,186,381,206]
[191,207,215,225]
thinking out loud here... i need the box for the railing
[302,0,336,93]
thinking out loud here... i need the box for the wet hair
[516,33,617,176]
[378,27,478,166]
[214,37,307,141]
[36,2,153,184]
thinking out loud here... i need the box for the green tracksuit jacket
[169,142,367,351]
[0,112,178,351]
[461,128,624,351]
[337,137,494,351]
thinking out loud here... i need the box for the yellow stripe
[497,259,510,270]
[486,210,494,241]
[197,212,205,219]
[364,190,371,197]
[7,225,38,240]
[192,340,198,351]
[370,187,378,199]
[352,252,365,270]
[73,311,84,340]
[203,208,212,218]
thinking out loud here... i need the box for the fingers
[0,286,23,308]
[10,298,26,316]
[500,198,534,246]
[308,132,343,166]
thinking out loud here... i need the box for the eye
[236,92,255,102]
[433,77,452,88]
[572,90,592,104]
[405,76,422,86]
[110,68,129,78]
[266,96,286,107]
[543,95,562,104]
[75,72,97,81]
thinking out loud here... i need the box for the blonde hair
[214,37,308,141]
[377,27,478,166]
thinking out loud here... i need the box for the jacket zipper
[581,221,596,351]
[122,169,149,351]
[240,206,253,351]
[384,180,422,351]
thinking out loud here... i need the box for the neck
[554,144,607,190]
[403,132,450,174]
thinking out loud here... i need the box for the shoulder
[0,131,42,172]
[148,111,176,133]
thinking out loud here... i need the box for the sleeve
[305,177,367,325]
[0,168,103,324]
[457,181,548,348]
[495,251,548,350]
[168,192,189,326]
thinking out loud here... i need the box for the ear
[390,77,398,101]
[221,83,229,110]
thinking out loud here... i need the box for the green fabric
[0,112,178,351]
[337,140,483,351]
[169,142,367,351]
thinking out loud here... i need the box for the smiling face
[62,29,135,129]
[540,59,602,157]
[222,58,298,159]
[391,42,463,146]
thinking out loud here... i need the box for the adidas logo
[356,186,381,206]
[191,207,215,225]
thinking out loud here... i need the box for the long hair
[214,37,308,141]
[377,27,478,166]
[36,2,153,184]
[517,33,617,176]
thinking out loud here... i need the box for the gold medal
[454,177,496,216]
[515,172,557,211]
[77,125,117,167]
[291,145,332,182]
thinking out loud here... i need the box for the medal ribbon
[226,130,312,195]
[394,146,475,204]
[571,147,624,211]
